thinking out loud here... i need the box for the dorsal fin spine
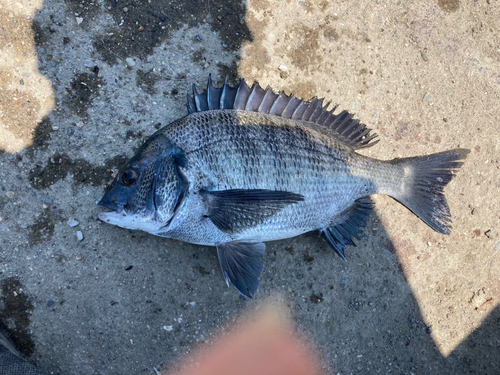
[281,96,298,119]
[245,84,257,111]
[340,119,359,136]
[192,84,203,112]
[186,77,379,149]
[269,93,283,115]
[220,76,229,109]
[207,75,213,110]
[309,100,324,122]
[258,88,274,113]
[292,101,306,119]
[246,83,266,112]
[316,108,330,125]
[187,93,196,114]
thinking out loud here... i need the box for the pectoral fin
[216,241,266,298]
[200,189,304,233]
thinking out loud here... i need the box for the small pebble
[222,43,229,48]
[163,325,173,331]
[126,58,136,68]
[47,299,55,307]
[67,219,79,227]
[138,26,144,32]
[423,92,433,102]
[0,217,3,222]
[76,231,83,241]
[278,63,288,72]
[84,58,94,68]
[421,51,428,61]
[427,242,432,247]
[76,253,83,259]
[5,191,14,199]
[76,17,83,25]
[195,35,202,42]
[76,121,84,127]
[123,7,128,12]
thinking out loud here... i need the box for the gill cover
[98,133,188,226]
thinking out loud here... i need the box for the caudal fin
[391,149,470,234]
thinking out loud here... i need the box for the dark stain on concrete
[191,48,206,65]
[32,19,56,47]
[28,152,125,190]
[28,210,62,246]
[93,0,251,65]
[288,25,323,72]
[438,0,460,13]
[66,71,103,118]
[30,118,53,150]
[303,252,314,265]
[310,293,324,304]
[193,265,211,276]
[0,277,35,356]
[216,60,241,86]
[135,69,161,95]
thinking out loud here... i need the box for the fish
[98,75,469,298]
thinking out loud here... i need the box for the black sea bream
[98,76,469,297]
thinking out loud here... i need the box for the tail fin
[390,149,470,234]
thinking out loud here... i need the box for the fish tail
[389,149,470,234]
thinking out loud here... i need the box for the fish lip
[97,198,125,224]
[98,211,112,222]
[97,197,124,213]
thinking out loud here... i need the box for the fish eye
[121,169,138,186]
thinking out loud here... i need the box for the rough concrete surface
[0,0,499,374]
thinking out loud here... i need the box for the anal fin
[321,198,374,260]
[216,241,266,298]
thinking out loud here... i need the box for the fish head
[98,134,188,233]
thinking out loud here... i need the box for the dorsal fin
[186,74,379,149]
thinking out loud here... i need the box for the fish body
[98,77,469,297]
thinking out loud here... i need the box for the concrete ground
[1,0,499,374]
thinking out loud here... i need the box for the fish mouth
[98,196,123,211]
[97,203,134,228]
[97,197,125,223]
